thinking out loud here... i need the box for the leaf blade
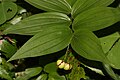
[71,29,108,62]
[0,1,17,25]
[72,0,114,17]
[66,0,76,7]
[0,65,12,80]
[107,39,120,69]
[48,73,66,80]
[0,40,17,58]
[100,32,120,54]
[3,12,71,35]
[15,67,42,80]
[72,7,120,31]
[25,0,71,14]
[44,62,57,74]
[8,26,73,61]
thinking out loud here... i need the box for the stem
[64,45,70,61]
[103,63,119,80]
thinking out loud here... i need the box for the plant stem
[64,45,70,61]
[103,63,119,80]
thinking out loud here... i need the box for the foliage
[0,0,120,80]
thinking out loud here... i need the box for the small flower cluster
[57,60,72,70]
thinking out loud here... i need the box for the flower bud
[64,63,72,70]
[57,60,65,69]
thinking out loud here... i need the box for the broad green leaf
[8,26,73,61]
[0,39,17,58]
[0,65,12,80]
[72,7,120,31]
[100,32,120,54]
[0,1,17,25]
[3,12,71,35]
[48,73,66,80]
[71,29,108,62]
[44,62,57,74]
[25,0,71,14]
[107,39,120,69]
[36,74,48,80]
[72,0,114,18]
[66,0,76,7]
[0,4,6,25]
[15,67,42,80]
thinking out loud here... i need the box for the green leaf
[3,12,71,35]
[0,65,12,80]
[1,57,14,70]
[107,39,120,69]
[66,0,76,7]
[0,39,17,58]
[15,67,42,80]
[0,1,17,25]
[72,7,120,31]
[25,0,71,14]
[0,23,12,31]
[100,32,120,54]
[36,74,48,80]
[8,26,73,61]
[44,62,57,74]
[71,29,108,62]
[72,0,114,18]
[48,73,66,80]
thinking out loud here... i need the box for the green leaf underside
[71,29,107,62]
[25,0,71,14]
[15,67,42,80]
[3,12,71,35]
[72,0,114,18]
[73,7,120,31]
[8,26,73,61]
[107,39,120,69]
[0,1,17,25]
[100,32,120,54]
